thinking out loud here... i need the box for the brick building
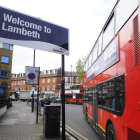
[11,68,82,98]
[0,43,13,98]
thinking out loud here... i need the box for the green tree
[76,57,86,82]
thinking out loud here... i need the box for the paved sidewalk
[0,101,76,140]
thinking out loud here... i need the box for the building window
[21,81,22,85]
[2,43,10,50]
[0,88,7,93]
[28,87,30,91]
[0,70,8,78]
[65,77,68,82]
[20,88,22,91]
[70,77,73,82]
[18,81,20,85]
[23,81,25,85]
[76,77,79,83]
[53,70,55,73]
[1,55,9,64]
[23,87,25,91]
[53,78,55,82]
[12,82,14,85]
[52,85,55,90]
[47,86,49,90]
[42,86,45,91]
[65,83,68,86]
[42,79,45,83]
[47,79,50,83]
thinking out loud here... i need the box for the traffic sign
[28,73,36,80]
[25,66,40,85]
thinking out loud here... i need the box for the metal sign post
[25,65,40,113]
[36,84,40,123]
[32,49,35,113]
[61,55,65,140]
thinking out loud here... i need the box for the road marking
[61,121,88,140]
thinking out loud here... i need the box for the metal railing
[0,98,12,109]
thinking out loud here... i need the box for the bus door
[92,85,98,128]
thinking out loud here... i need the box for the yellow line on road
[61,121,88,140]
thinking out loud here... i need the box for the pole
[36,69,40,123]
[70,65,72,85]
[62,55,65,140]
[32,49,35,112]
[73,71,76,84]
[36,85,39,123]
[71,66,72,85]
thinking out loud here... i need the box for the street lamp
[73,71,76,84]
[70,65,72,85]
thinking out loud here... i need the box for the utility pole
[62,55,65,140]
[32,49,35,112]
[70,65,72,85]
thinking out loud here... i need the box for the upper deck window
[86,59,89,71]
[115,0,138,34]
[98,33,103,56]
[89,51,93,68]
[103,14,115,51]
[92,43,98,63]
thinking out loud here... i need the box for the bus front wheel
[85,110,90,124]
[107,124,116,140]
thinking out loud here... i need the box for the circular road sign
[28,73,36,80]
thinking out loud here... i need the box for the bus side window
[98,84,102,105]
[116,75,124,111]
[102,79,115,109]
[87,88,92,103]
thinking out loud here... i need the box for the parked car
[54,97,62,103]
[12,98,17,101]
[10,96,17,101]
[40,98,51,107]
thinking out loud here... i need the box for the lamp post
[73,71,76,84]
[70,65,72,85]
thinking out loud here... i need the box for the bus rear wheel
[107,124,116,140]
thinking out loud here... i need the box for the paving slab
[0,101,76,140]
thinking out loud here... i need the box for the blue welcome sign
[0,6,69,55]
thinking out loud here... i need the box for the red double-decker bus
[65,84,83,104]
[83,0,140,140]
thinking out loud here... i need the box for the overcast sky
[1,0,117,74]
